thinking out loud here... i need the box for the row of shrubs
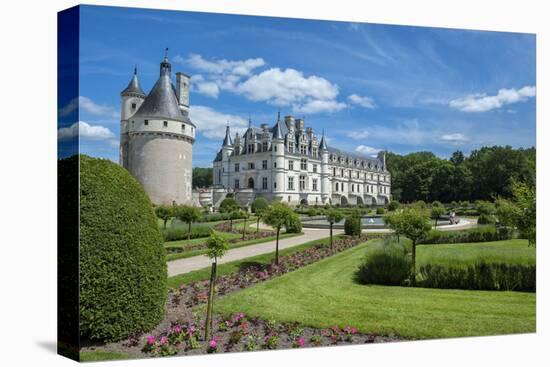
[197,212,248,223]
[419,226,514,244]
[162,224,214,242]
[417,262,535,292]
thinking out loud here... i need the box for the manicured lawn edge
[165,232,303,262]
[80,350,131,362]
[167,234,345,289]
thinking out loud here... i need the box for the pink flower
[208,339,218,348]
[297,337,305,347]
[160,336,168,345]
[147,335,156,345]
[179,283,185,290]
[173,325,182,334]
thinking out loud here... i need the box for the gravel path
[167,228,342,277]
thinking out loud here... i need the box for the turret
[272,115,285,194]
[120,66,146,168]
[319,130,330,203]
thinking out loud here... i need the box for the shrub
[376,207,385,215]
[219,197,240,213]
[344,215,362,236]
[418,262,535,292]
[477,213,496,225]
[420,226,513,244]
[357,248,411,286]
[307,208,319,217]
[163,224,213,242]
[78,155,166,341]
[387,201,400,211]
[285,212,303,233]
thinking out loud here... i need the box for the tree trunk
[330,223,334,252]
[434,217,438,229]
[242,216,247,240]
[204,261,217,340]
[188,222,192,243]
[275,227,280,265]
[230,218,233,231]
[163,219,168,229]
[411,241,416,286]
[256,218,260,233]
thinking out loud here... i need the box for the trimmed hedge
[418,262,535,292]
[285,213,303,233]
[197,212,247,223]
[419,226,513,244]
[344,215,362,236]
[162,224,214,242]
[79,156,167,341]
[356,247,411,286]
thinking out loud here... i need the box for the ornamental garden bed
[80,235,403,359]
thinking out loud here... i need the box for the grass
[215,239,536,339]
[164,231,302,262]
[418,239,535,267]
[167,234,345,289]
[80,350,130,362]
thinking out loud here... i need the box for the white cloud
[184,54,265,76]
[189,105,248,139]
[347,94,376,108]
[196,82,220,98]
[59,96,119,118]
[449,86,536,112]
[440,133,469,143]
[355,145,382,156]
[58,121,115,141]
[293,99,347,114]
[345,129,370,140]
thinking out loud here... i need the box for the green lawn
[80,350,130,362]
[418,239,535,267]
[215,240,536,339]
[167,234,344,289]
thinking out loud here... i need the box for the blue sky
[60,5,536,166]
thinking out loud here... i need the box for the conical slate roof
[121,68,145,96]
[319,133,328,150]
[222,125,233,147]
[272,119,284,140]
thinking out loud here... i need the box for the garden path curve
[167,228,341,277]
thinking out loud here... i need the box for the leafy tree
[219,197,241,230]
[398,208,432,285]
[175,205,202,242]
[430,201,446,228]
[344,212,362,237]
[388,200,400,211]
[192,167,213,188]
[155,205,173,229]
[240,209,250,240]
[384,210,404,242]
[325,209,344,251]
[261,202,294,265]
[203,232,229,340]
[510,180,536,246]
[251,197,269,233]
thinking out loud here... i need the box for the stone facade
[212,115,391,208]
[119,57,195,205]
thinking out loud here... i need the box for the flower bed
[80,235,403,359]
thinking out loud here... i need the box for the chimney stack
[176,72,190,112]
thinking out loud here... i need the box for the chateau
[119,55,195,205]
[212,116,391,208]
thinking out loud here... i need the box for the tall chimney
[176,72,190,111]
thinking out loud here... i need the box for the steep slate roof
[222,125,233,147]
[132,58,194,126]
[121,68,145,96]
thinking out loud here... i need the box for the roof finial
[277,110,281,121]
[164,47,169,59]
[134,65,137,75]
[248,116,252,129]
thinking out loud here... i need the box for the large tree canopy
[386,145,535,203]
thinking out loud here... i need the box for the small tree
[204,232,229,340]
[251,197,269,233]
[384,210,404,242]
[399,208,431,285]
[325,209,344,252]
[388,200,400,211]
[510,180,536,246]
[261,202,294,265]
[240,209,250,240]
[430,202,446,229]
[155,205,173,229]
[219,197,241,231]
[175,205,202,243]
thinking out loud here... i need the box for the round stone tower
[120,55,196,205]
